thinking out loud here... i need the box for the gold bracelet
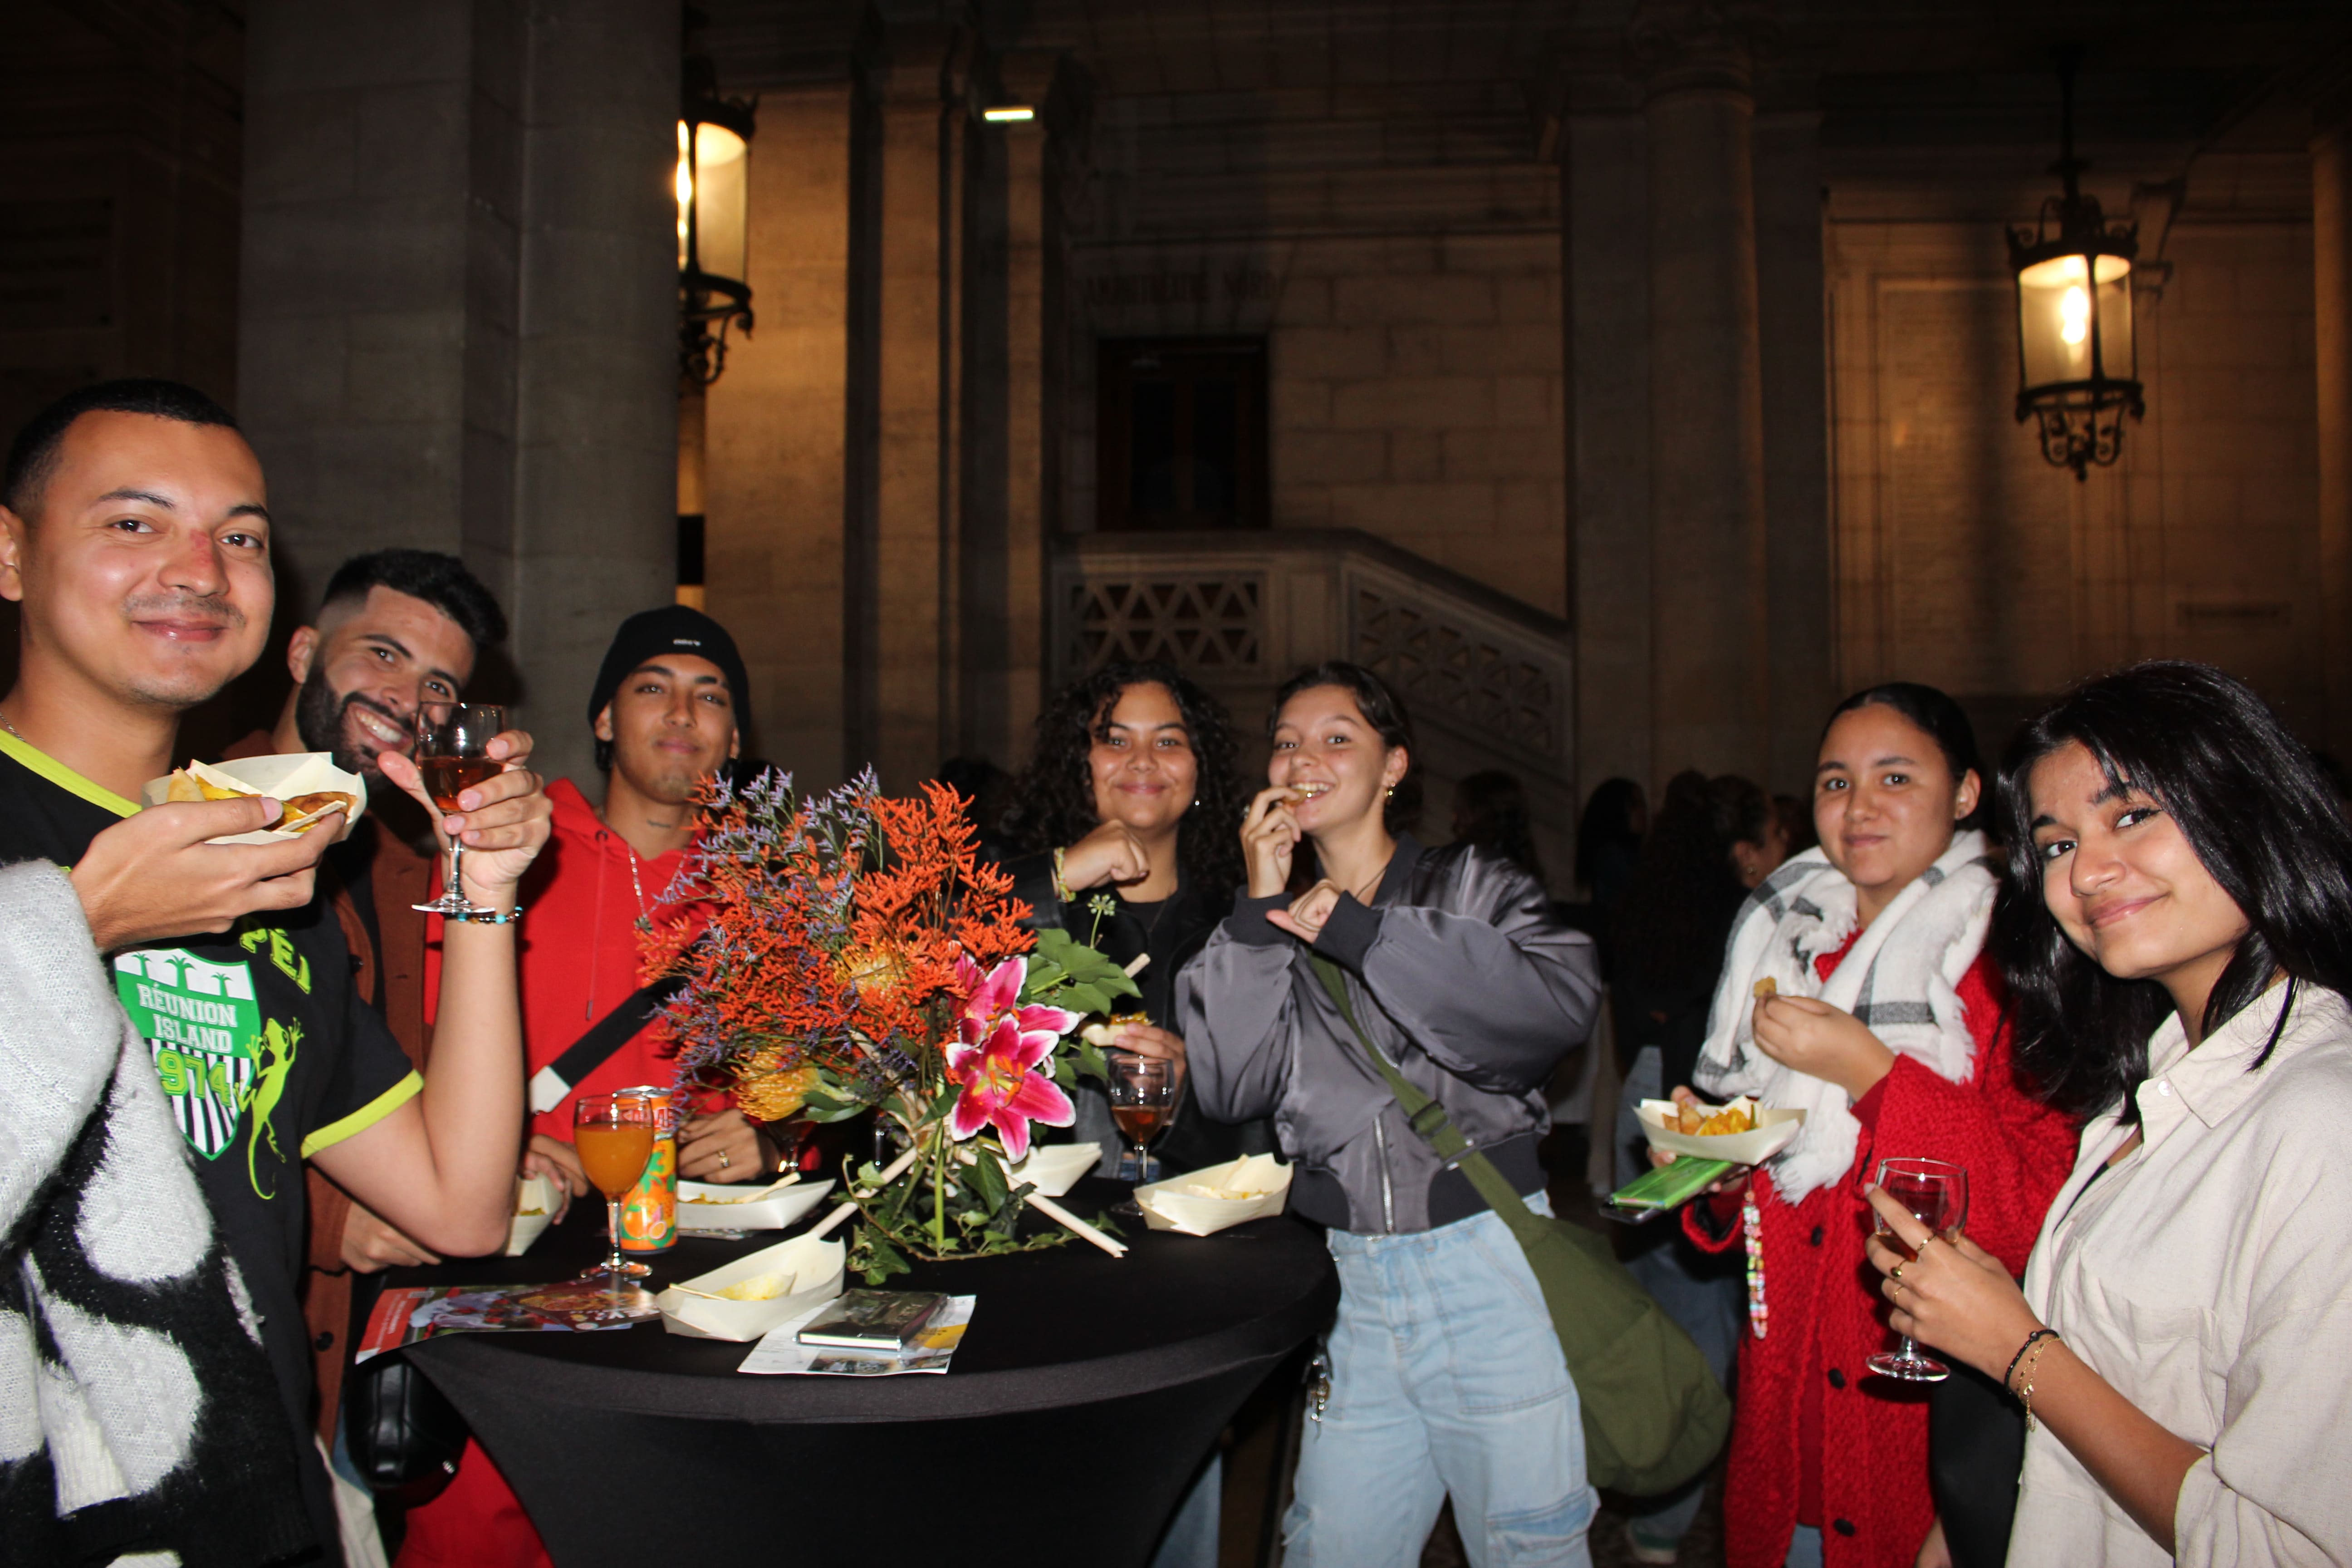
[2014,1332,2061,1431]
[1050,846,1074,904]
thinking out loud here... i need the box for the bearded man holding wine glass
[0,380,552,1563]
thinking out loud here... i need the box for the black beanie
[587,606,751,735]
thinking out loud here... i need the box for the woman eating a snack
[1665,684,2075,1568]
[1860,662,2352,1566]
[1179,662,1602,1567]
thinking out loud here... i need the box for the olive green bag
[1311,955,1731,1496]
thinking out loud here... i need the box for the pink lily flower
[946,1014,1077,1160]
[953,954,1081,1044]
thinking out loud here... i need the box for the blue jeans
[1284,1196,1596,1568]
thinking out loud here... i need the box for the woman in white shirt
[1858,660,2352,1567]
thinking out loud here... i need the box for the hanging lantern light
[678,59,754,387]
[2008,47,2141,480]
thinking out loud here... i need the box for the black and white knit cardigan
[0,861,314,1567]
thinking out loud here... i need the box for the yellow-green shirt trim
[300,1070,423,1159]
[0,729,138,818]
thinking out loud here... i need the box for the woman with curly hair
[1000,660,1267,1176]
[999,662,1266,1568]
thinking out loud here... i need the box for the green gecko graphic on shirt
[245,1019,303,1199]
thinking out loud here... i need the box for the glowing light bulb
[2060,284,2089,347]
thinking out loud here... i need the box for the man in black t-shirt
[0,380,552,1560]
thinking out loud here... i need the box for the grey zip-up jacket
[1176,834,1602,1234]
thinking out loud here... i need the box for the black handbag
[343,1347,469,1507]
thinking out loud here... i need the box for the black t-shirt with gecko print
[0,732,416,1553]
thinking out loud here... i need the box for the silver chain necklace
[0,707,24,745]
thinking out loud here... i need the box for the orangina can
[615,1086,677,1252]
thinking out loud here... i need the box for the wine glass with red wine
[412,701,506,917]
[1106,1054,1175,1218]
[1867,1156,1970,1382]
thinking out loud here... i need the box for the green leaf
[1019,960,1067,993]
[1062,982,1114,1015]
[969,1147,1009,1213]
[800,1086,870,1124]
[1053,1054,1076,1090]
[1076,1039,1109,1084]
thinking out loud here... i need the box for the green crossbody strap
[1308,953,1537,1229]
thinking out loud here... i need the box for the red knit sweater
[1684,945,2076,1568]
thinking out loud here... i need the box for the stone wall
[1827,153,2322,757]
[1064,235,1569,623]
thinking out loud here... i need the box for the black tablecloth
[389,1179,1337,1567]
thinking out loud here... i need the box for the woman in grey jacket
[1176,662,1604,1568]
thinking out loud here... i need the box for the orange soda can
[615,1086,677,1252]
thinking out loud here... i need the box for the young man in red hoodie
[397,606,765,1568]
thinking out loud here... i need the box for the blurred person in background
[1453,768,1548,886]
[997,659,1263,1568]
[1575,776,1647,947]
[1607,771,1787,1563]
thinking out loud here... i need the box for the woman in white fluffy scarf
[1663,686,2077,1568]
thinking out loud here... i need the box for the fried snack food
[1678,1102,1704,1134]
[163,769,354,834]
[1752,976,1778,1000]
[1695,1106,1754,1137]
[713,1273,792,1302]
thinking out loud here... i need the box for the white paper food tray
[141,754,369,844]
[1637,1097,1805,1166]
[1136,1153,1293,1236]
[656,1233,845,1341]
[676,1177,835,1234]
[1004,1142,1099,1199]
[506,1172,558,1256]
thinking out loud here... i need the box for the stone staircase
[1049,529,1577,876]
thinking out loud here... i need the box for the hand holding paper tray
[1635,1096,1804,1167]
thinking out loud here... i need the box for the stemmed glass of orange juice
[574,1095,655,1296]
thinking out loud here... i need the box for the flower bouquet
[642,769,1141,1282]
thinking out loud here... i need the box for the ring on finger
[1890,1261,1907,1289]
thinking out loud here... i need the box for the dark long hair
[1268,661,1421,833]
[1613,772,1771,999]
[1453,768,1544,887]
[1824,681,1990,832]
[1576,777,1646,892]
[1994,661,2352,1120]
[1004,662,1245,899]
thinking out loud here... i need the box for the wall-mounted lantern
[2008,47,2142,480]
[678,61,754,387]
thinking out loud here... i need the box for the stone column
[954,50,1070,769]
[855,24,970,789]
[703,83,856,783]
[507,0,681,785]
[1755,110,1833,792]
[240,0,677,787]
[2316,120,2352,756]
[1634,0,1772,785]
